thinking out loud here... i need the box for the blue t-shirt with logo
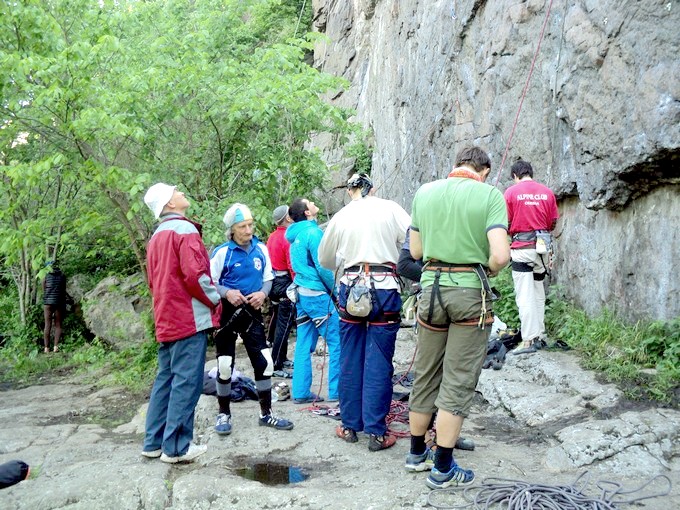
[210,237,274,296]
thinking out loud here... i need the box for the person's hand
[225,289,246,307]
[246,291,266,310]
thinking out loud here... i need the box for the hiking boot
[405,448,434,472]
[140,449,162,459]
[425,463,475,489]
[160,443,207,464]
[335,425,358,443]
[215,413,232,435]
[368,433,397,451]
[259,414,294,430]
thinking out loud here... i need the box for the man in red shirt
[504,160,559,354]
[266,205,296,378]
[141,183,222,463]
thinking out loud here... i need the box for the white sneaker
[141,449,162,458]
[160,443,207,464]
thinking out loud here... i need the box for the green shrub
[490,268,519,328]
[545,296,679,404]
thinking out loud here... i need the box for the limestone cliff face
[311,0,679,322]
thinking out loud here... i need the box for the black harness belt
[512,261,533,272]
[512,261,547,281]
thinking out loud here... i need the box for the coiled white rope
[427,471,672,509]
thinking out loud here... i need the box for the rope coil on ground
[427,472,672,510]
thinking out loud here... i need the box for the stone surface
[310,0,680,322]
[1,329,679,509]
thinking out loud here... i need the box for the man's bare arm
[487,227,510,274]
[409,229,423,260]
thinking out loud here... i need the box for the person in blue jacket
[285,198,341,404]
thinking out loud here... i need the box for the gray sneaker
[160,444,207,464]
[405,448,434,472]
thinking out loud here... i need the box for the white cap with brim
[144,183,176,219]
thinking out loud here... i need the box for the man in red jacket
[141,183,222,464]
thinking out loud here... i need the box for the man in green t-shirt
[406,146,510,489]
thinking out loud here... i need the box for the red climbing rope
[493,0,555,187]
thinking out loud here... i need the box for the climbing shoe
[368,433,397,451]
[335,425,358,443]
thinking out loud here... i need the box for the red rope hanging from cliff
[492,0,555,187]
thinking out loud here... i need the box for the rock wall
[311,0,679,321]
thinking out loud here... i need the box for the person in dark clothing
[397,228,425,283]
[42,263,66,353]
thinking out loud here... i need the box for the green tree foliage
[0,0,353,323]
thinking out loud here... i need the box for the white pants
[511,248,548,343]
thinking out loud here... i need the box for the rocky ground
[1,327,679,510]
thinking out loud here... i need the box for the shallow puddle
[234,461,309,485]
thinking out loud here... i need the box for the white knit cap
[144,183,176,219]
[223,203,253,237]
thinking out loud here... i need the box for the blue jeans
[143,331,207,456]
[293,293,341,400]
[338,285,401,436]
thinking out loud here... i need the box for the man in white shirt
[319,174,411,451]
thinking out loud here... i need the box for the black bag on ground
[0,460,29,489]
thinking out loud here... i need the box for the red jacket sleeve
[178,233,221,309]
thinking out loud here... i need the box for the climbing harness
[340,264,401,323]
[216,305,264,336]
[417,262,497,331]
[511,230,553,279]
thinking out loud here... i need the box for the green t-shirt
[411,177,508,288]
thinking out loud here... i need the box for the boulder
[81,273,151,349]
